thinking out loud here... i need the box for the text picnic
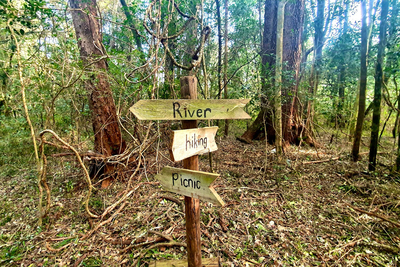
[173,102,211,119]
[172,173,201,190]
[186,133,208,151]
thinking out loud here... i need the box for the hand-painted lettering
[172,102,212,119]
[204,108,211,118]
[186,134,208,151]
[172,173,179,186]
[173,102,182,118]
[171,173,202,190]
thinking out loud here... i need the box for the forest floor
[1,124,400,266]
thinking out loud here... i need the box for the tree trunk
[69,0,126,182]
[238,0,277,143]
[281,0,306,145]
[369,0,389,171]
[119,0,143,53]
[216,0,223,101]
[306,0,325,136]
[274,0,286,154]
[352,0,368,161]
[224,0,229,136]
[337,0,350,127]
[239,0,305,145]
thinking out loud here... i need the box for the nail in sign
[155,166,225,206]
[170,126,218,162]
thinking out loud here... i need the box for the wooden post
[181,76,202,267]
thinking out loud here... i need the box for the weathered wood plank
[170,126,218,162]
[129,99,250,121]
[149,257,220,267]
[155,166,225,206]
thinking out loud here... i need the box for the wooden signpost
[170,126,218,162]
[130,76,250,267]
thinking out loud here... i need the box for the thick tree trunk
[238,0,277,143]
[352,0,368,161]
[281,0,305,145]
[239,0,305,145]
[69,0,126,180]
[369,0,389,171]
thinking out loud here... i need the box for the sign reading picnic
[129,76,250,267]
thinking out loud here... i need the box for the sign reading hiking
[170,126,218,162]
[155,166,225,206]
[129,99,251,121]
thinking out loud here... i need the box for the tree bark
[239,0,305,145]
[369,0,389,171]
[180,77,202,267]
[281,0,305,144]
[352,0,368,161]
[69,0,126,182]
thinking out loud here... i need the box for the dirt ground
[1,129,400,266]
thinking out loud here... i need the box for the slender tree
[369,0,389,171]
[274,0,286,154]
[306,0,326,134]
[352,0,368,161]
[216,0,223,100]
[119,0,143,53]
[224,0,229,136]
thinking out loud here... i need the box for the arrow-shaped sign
[129,99,250,121]
[155,166,225,206]
[170,126,218,162]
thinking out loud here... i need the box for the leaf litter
[0,133,399,266]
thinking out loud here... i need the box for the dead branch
[39,129,98,219]
[72,253,89,267]
[148,230,174,242]
[347,204,400,228]
[218,210,228,232]
[45,241,72,252]
[303,157,340,164]
[51,152,105,159]
[160,195,183,209]
[81,201,127,240]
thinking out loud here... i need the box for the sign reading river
[129,99,250,121]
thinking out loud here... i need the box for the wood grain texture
[155,167,224,206]
[129,99,250,120]
[181,76,202,267]
[170,126,218,162]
